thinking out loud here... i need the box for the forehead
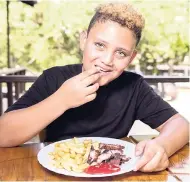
[88,21,136,50]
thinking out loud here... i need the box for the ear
[79,30,87,51]
[128,50,137,64]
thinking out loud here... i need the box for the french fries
[49,137,99,173]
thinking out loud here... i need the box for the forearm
[0,90,68,147]
[154,114,189,157]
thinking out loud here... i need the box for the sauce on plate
[84,163,120,174]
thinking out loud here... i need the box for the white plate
[37,137,139,177]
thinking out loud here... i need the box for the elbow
[0,135,24,147]
[0,113,25,147]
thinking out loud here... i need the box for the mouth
[95,66,112,75]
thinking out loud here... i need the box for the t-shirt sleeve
[5,71,50,113]
[135,78,178,129]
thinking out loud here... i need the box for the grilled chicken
[99,143,125,150]
[87,143,131,167]
[97,150,112,164]
[87,146,100,164]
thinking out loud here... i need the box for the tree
[0,0,189,75]
[133,0,189,75]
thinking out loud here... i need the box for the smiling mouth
[98,69,112,76]
[95,66,112,73]
[99,69,111,73]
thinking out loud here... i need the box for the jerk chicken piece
[87,146,100,164]
[120,155,131,164]
[99,143,125,150]
[109,159,121,166]
[87,143,131,167]
[96,150,112,164]
[107,153,121,166]
[110,149,123,155]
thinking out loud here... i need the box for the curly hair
[87,3,145,46]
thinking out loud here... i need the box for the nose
[101,52,113,66]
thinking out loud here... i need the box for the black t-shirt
[6,64,177,141]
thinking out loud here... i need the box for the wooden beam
[0,75,37,83]
[144,76,189,83]
[0,75,189,84]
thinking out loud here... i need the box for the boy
[0,3,189,172]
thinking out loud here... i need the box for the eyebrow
[96,38,132,55]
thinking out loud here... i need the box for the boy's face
[80,21,137,86]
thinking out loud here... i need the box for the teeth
[95,66,111,72]
[97,67,102,71]
[97,67,103,72]
[98,68,107,72]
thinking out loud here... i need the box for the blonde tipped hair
[87,2,145,45]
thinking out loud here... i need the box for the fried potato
[83,143,91,163]
[49,137,95,173]
[72,166,84,173]
[70,150,76,159]
[78,163,89,170]
[73,137,80,144]
[83,139,92,145]
[92,141,100,150]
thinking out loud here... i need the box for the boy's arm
[134,114,189,172]
[154,113,189,157]
[0,89,68,147]
[0,68,100,147]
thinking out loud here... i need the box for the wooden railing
[0,68,27,104]
[0,68,26,115]
[143,75,189,83]
[0,75,189,115]
[0,67,26,76]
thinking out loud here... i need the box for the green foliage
[0,0,189,74]
[133,0,189,74]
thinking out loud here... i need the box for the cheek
[83,45,98,61]
[114,60,130,72]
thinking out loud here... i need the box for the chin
[98,77,112,86]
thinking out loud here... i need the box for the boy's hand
[133,139,169,172]
[58,67,100,109]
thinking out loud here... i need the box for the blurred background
[0,0,189,139]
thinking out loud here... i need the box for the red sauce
[84,163,120,174]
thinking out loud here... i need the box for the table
[0,135,189,181]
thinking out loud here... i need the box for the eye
[116,51,127,58]
[95,42,105,49]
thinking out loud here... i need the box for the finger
[139,151,162,172]
[82,73,100,87]
[79,68,99,80]
[148,160,169,172]
[152,154,169,172]
[85,93,97,102]
[134,149,156,171]
[135,140,149,156]
[153,159,169,172]
[85,83,99,95]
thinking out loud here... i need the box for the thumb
[135,140,149,156]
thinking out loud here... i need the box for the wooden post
[7,82,13,107]
[6,0,11,68]
[21,70,26,93]
[0,83,3,115]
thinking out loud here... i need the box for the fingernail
[133,166,137,171]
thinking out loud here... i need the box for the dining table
[0,135,189,181]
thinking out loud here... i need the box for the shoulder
[122,71,143,80]
[116,71,143,86]
[37,64,82,89]
[108,71,144,92]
